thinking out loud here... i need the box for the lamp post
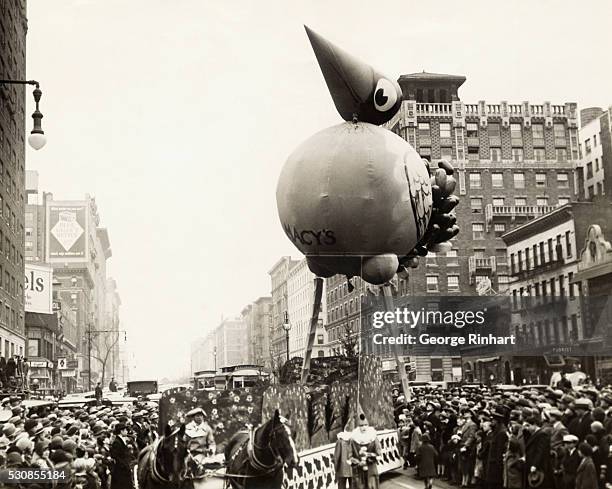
[282,312,291,362]
[0,79,46,150]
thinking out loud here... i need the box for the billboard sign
[46,203,88,262]
[24,264,53,314]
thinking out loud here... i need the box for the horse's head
[268,409,300,469]
[159,422,188,483]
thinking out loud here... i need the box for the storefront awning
[25,312,58,333]
[476,357,500,363]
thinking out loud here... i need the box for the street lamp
[282,312,291,362]
[0,79,46,150]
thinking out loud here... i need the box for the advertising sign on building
[24,264,53,314]
[46,203,89,262]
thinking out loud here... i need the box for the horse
[137,423,192,489]
[223,409,300,489]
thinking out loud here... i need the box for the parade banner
[45,202,89,262]
[24,264,53,314]
[158,386,264,452]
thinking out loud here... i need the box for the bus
[126,380,158,398]
[193,370,216,391]
[215,365,269,390]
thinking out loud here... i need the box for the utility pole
[87,325,92,391]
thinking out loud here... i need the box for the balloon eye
[374,79,397,112]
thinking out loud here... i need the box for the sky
[24,0,612,379]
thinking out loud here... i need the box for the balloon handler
[183,407,223,479]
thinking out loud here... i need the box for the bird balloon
[276,26,459,286]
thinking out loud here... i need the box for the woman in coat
[417,433,438,489]
[575,442,598,489]
[334,429,357,489]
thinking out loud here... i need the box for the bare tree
[90,332,120,388]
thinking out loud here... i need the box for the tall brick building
[360,72,580,381]
[0,0,28,357]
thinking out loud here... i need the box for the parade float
[160,25,459,488]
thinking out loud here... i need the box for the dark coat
[503,453,524,489]
[486,424,508,485]
[561,448,581,489]
[417,442,438,478]
[525,427,554,489]
[110,436,134,489]
[575,457,598,489]
[569,413,593,440]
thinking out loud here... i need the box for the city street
[381,469,453,489]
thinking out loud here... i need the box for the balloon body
[277,122,433,284]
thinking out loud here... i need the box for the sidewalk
[381,467,457,489]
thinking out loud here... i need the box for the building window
[430,358,444,381]
[492,172,504,187]
[512,148,523,162]
[447,275,460,292]
[418,122,430,138]
[426,276,439,292]
[554,123,566,145]
[472,223,485,240]
[488,123,501,140]
[24,242,33,252]
[565,231,572,257]
[419,146,431,160]
[557,173,569,188]
[535,173,546,187]
[515,197,527,206]
[588,185,595,199]
[467,147,480,160]
[537,197,549,207]
[586,162,593,179]
[514,172,525,188]
[469,173,481,188]
[595,158,600,171]
[492,197,505,206]
[466,123,478,138]
[594,134,598,146]
[510,123,522,141]
[556,148,568,161]
[446,249,459,266]
[426,252,437,266]
[494,223,506,237]
[558,197,570,206]
[585,138,592,154]
[441,147,453,160]
[317,334,324,344]
[534,148,546,161]
[532,124,544,144]
[490,148,502,162]
[440,123,451,139]
[471,198,483,213]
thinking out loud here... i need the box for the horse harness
[223,424,287,488]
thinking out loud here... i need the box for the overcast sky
[25,0,612,379]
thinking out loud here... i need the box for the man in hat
[525,411,554,489]
[559,434,580,489]
[568,398,593,440]
[110,422,135,489]
[485,405,508,489]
